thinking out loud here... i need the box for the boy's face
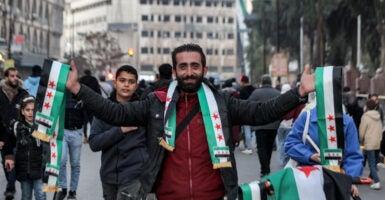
[114,71,138,102]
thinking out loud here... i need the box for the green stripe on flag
[197,86,217,162]
[315,67,329,165]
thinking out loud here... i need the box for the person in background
[359,99,382,190]
[0,67,29,199]
[368,93,384,125]
[98,75,113,99]
[248,75,281,177]
[238,75,255,155]
[79,69,101,143]
[53,90,86,200]
[23,65,42,97]
[276,84,305,167]
[140,63,173,99]
[65,43,315,199]
[89,65,148,199]
[11,95,46,200]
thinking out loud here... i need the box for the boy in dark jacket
[89,65,148,199]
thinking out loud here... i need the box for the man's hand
[121,126,138,133]
[0,141,4,150]
[298,64,315,97]
[66,60,81,94]
[351,184,359,197]
[5,159,14,172]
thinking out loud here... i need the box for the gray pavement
[1,142,385,199]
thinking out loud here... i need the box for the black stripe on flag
[332,66,344,150]
[35,59,53,113]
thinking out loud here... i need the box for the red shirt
[156,92,225,200]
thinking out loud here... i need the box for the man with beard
[0,67,28,199]
[65,43,315,199]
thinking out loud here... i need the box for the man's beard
[177,74,204,93]
[7,80,18,88]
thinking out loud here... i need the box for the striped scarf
[315,66,344,172]
[33,59,69,191]
[159,80,232,169]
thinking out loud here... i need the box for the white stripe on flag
[294,166,326,200]
[322,67,337,149]
[249,181,261,200]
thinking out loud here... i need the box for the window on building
[196,32,203,39]
[141,64,154,71]
[206,48,213,55]
[40,32,44,49]
[190,16,194,23]
[164,15,170,22]
[150,47,154,54]
[150,30,154,37]
[223,66,234,72]
[140,0,147,4]
[157,47,161,54]
[142,15,149,21]
[163,31,170,38]
[228,33,234,39]
[141,30,148,37]
[190,32,194,39]
[194,0,202,6]
[183,16,187,22]
[196,16,202,23]
[32,0,37,14]
[222,49,225,55]
[149,0,154,4]
[225,1,233,7]
[174,31,182,38]
[141,47,148,54]
[183,32,187,38]
[162,0,169,5]
[207,32,214,39]
[227,49,234,55]
[173,0,180,6]
[163,48,170,54]
[228,17,234,24]
[214,49,218,55]
[39,1,43,18]
[208,66,218,72]
[150,15,154,21]
[207,16,213,23]
[206,1,211,7]
[175,15,181,22]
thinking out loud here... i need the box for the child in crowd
[12,95,46,200]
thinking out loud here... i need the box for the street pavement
[1,142,385,199]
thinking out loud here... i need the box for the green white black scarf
[315,66,344,172]
[159,80,232,169]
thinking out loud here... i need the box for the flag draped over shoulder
[33,59,69,191]
[315,66,344,171]
[238,166,352,200]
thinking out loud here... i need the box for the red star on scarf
[329,136,336,143]
[51,152,56,159]
[213,113,219,120]
[327,114,334,121]
[166,97,171,102]
[52,132,56,138]
[328,125,335,132]
[49,81,56,88]
[47,91,53,98]
[51,141,56,147]
[217,134,223,141]
[215,123,221,130]
[44,102,51,109]
[298,166,319,178]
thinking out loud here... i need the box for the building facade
[63,0,240,81]
[0,0,64,77]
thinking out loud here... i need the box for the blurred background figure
[23,65,42,97]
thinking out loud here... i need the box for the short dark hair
[366,99,377,110]
[368,93,379,99]
[116,65,138,81]
[99,75,106,82]
[84,69,92,76]
[261,74,272,85]
[4,67,17,77]
[32,65,42,76]
[171,43,206,69]
[158,63,172,80]
[240,75,249,83]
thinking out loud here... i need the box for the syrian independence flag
[239,166,325,200]
[33,59,69,191]
[238,166,352,200]
[315,66,344,168]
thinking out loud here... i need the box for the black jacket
[76,80,306,199]
[0,86,28,155]
[89,91,148,185]
[12,120,43,181]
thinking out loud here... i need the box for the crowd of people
[0,43,383,200]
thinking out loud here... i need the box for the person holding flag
[285,66,364,198]
[65,43,315,199]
